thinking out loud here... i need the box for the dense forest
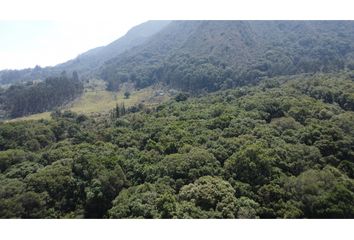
[0,71,83,118]
[0,72,353,218]
[99,21,354,91]
[0,21,354,219]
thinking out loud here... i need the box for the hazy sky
[0,20,144,70]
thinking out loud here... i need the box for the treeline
[0,65,64,85]
[0,72,353,218]
[0,72,83,118]
[100,21,354,92]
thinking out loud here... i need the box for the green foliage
[225,142,276,186]
[100,21,354,92]
[283,166,354,218]
[178,176,238,218]
[0,121,55,151]
[155,148,222,187]
[0,72,83,118]
[175,176,260,218]
[108,183,176,218]
[0,149,28,173]
[1,72,354,218]
[175,93,188,102]
[25,159,78,214]
[84,165,127,218]
[124,91,131,99]
[0,178,49,218]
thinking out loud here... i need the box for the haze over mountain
[2,20,354,119]
[0,20,171,84]
[2,20,354,90]
[100,21,354,91]
[55,20,171,77]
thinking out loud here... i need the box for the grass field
[8,112,52,122]
[9,79,170,122]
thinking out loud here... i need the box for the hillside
[5,79,171,121]
[0,72,353,218]
[0,20,171,85]
[100,21,354,91]
[55,20,171,78]
[3,21,354,95]
[0,21,354,219]
[0,72,83,118]
[0,20,171,119]
[3,20,354,91]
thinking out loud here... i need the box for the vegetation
[0,72,83,118]
[124,91,131,99]
[0,72,353,218]
[100,21,354,92]
[1,21,354,219]
[5,80,169,122]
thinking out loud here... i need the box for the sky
[0,0,352,71]
[0,20,144,70]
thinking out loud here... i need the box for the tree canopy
[0,72,353,218]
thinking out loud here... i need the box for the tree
[108,183,176,218]
[72,71,79,82]
[0,73,83,118]
[285,166,354,218]
[155,148,222,187]
[124,91,131,99]
[0,149,27,173]
[25,159,79,215]
[84,165,127,218]
[178,176,238,218]
[0,178,26,218]
[175,93,188,102]
[224,142,276,186]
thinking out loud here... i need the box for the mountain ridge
[99,21,354,92]
[2,20,354,119]
[0,20,171,84]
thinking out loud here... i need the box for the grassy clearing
[9,79,171,122]
[7,112,52,122]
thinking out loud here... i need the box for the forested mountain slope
[55,20,171,77]
[100,21,354,91]
[0,21,354,219]
[0,72,83,118]
[0,21,171,119]
[0,21,170,84]
[0,72,353,218]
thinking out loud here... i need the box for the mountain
[0,20,354,219]
[2,20,354,119]
[0,20,171,84]
[4,20,354,91]
[54,20,171,77]
[100,21,354,91]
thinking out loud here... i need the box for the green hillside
[100,21,354,91]
[8,79,170,122]
[0,72,353,218]
[0,21,354,219]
